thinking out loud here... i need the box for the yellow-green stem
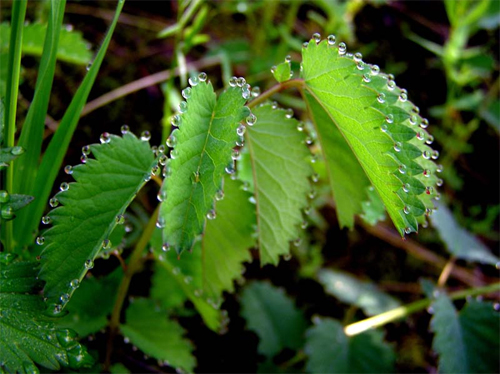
[248,79,305,109]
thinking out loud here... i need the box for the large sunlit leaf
[431,294,500,373]
[160,80,250,254]
[0,261,93,373]
[38,132,156,312]
[430,202,499,265]
[305,317,396,373]
[301,38,441,236]
[317,269,400,316]
[120,298,196,373]
[245,103,312,265]
[240,281,307,358]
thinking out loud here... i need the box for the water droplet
[301,220,308,229]
[426,186,434,195]
[398,164,407,174]
[356,62,365,71]
[188,75,199,86]
[425,135,434,145]
[225,163,236,175]
[431,150,439,160]
[399,92,408,102]
[416,131,425,141]
[236,77,246,87]
[231,149,240,160]
[116,214,125,224]
[409,115,418,125]
[236,135,245,147]
[156,217,166,228]
[49,197,59,207]
[363,73,371,83]
[242,89,251,100]
[36,236,45,245]
[403,183,410,193]
[60,293,70,303]
[125,224,133,233]
[403,206,411,214]
[229,76,237,87]
[159,155,168,166]
[385,114,394,124]
[64,165,73,175]
[198,72,207,82]
[412,106,420,114]
[370,65,380,75]
[54,304,62,314]
[11,146,24,155]
[157,190,167,202]
[387,79,396,90]
[158,145,166,154]
[42,216,51,225]
[121,125,129,134]
[166,134,177,148]
[308,189,317,199]
[82,145,91,155]
[100,132,111,144]
[423,169,431,177]
[303,206,312,215]
[251,86,261,97]
[353,52,363,62]
[394,142,402,152]
[86,63,92,71]
[102,239,112,249]
[184,276,193,284]
[236,125,246,136]
[285,108,294,119]
[162,243,170,252]
[245,113,257,127]
[173,267,180,275]
[377,93,386,104]
[1,206,15,221]
[436,164,443,173]
[338,42,347,55]
[179,101,187,113]
[285,55,292,63]
[215,189,224,201]
[312,173,319,183]
[70,279,79,288]
[423,151,431,159]
[182,87,191,99]
[60,182,69,192]
[296,122,304,132]
[380,124,388,133]
[436,178,443,187]
[312,32,321,43]
[140,131,151,141]
[427,306,434,314]
[0,190,9,203]
[327,34,336,45]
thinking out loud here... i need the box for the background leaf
[38,132,155,311]
[160,81,250,254]
[245,103,311,265]
[0,261,93,373]
[305,317,396,373]
[120,298,196,373]
[240,281,307,358]
[431,294,500,373]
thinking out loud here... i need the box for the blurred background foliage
[2,0,499,372]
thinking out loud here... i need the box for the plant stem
[105,205,159,369]
[248,79,305,109]
[344,282,500,336]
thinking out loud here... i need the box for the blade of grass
[13,0,126,251]
[14,0,67,196]
[3,0,27,251]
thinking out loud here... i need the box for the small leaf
[0,261,93,373]
[0,193,34,213]
[120,298,196,373]
[272,61,292,83]
[317,269,400,316]
[245,103,312,265]
[431,294,500,373]
[38,132,155,311]
[305,318,396,373]
[0,146,25,170]
[160,81,250,254]
[240,281,307,358]
[431,202,499,265]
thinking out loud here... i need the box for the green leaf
[431,294,500,373]
[0,146,25,168]
[0,261,93,373]
[431,202,499,265]
[0,22,92,65]
[301,38,440,236]
[14,0,124,251]
[38,132,155,312]
[15,0,67,198]
[305,318,396,373]
[361,186,386,225]
[304,91,370,228]
[272,61,292,83]
[317,269,400,316]
[0,194,34,223]
[120,298,196,373]
[159,81,250,254]
[56,269,122,337]
[245,103,312,265]
[240,281,307,358]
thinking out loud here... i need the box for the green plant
[1,1,498,373]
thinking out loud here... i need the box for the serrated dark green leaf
[120,298,196,373]
[305,318,396,373]
[273,61,292,83]
[38,133,155,311]
[431,294,500,373]
[0,261,93,373]
[245,104,312,265]
[240,281,307,358]
[431,202,499,265]
[304,91,370,228]
[160,81,250,254]
[317,269,400,316]
[301,38,440,236]
[0,194,34,213]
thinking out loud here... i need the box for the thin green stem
[247,79,305,109]
[344,282,500,336]
[105,205,159,369]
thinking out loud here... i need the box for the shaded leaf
[120,298,196,373]
[38,133,155,311]
[431,202,499,265]
[317,269,400,316]
[245,103,311,265]
[431,294,500,373]
[160,81,250,254]
[240,281,307,357]
[361,186,386,225]
[305,318,396,373]
[0,261,93,373]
